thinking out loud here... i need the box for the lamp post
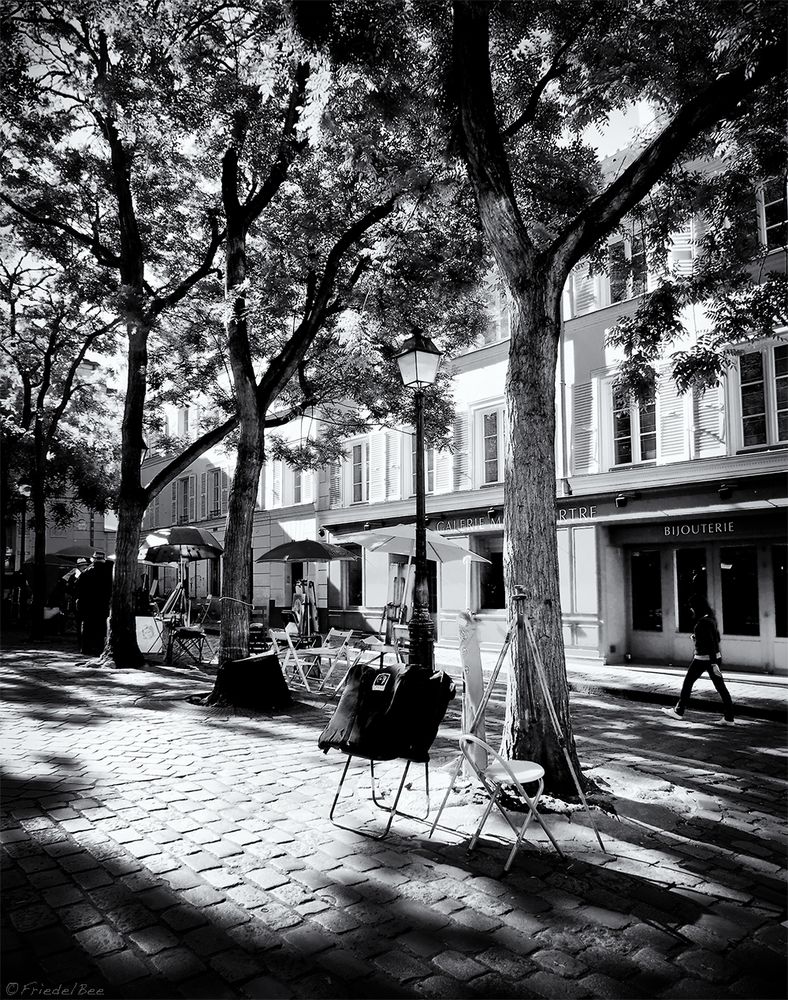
[395,329,442,672]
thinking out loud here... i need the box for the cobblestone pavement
[2,645,786,1000]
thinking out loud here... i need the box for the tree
[191,3,488,668]
[0,246,119,632]
[439,0,786,792]
[1,3,239,663]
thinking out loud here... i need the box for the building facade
[141,179,788,674]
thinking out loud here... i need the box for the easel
[293,579,318,639]
[429,587,606,852]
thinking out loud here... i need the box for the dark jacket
[693,614,721,659]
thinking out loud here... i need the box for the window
[209,470,222,517]
[630,550,662,631]
[476,536,504,610]
[343,544,363,606]
[293,469,302,505]
[612,392,656,465]
[351,442,369,503]
[609,232,647,304]
[410,435,434,496]
[720,546,759,636]
[177,407,190,439]
[178,476,190,524]
[675,549,708,634]
[756,177,787,251]
[773,545,787,639]
[737,343,788,448]
[480,408,504,484]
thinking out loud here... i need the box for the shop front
[609,510,787,674]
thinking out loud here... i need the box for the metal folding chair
[459,734,563,871]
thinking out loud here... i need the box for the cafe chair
[459,734,563,871]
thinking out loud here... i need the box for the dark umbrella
[139,527,223,624]
[49,543,100,560]
[139,526,223,563]
[255,539,357,563]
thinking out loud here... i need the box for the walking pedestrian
[76,550,113,656]
[663,596,735,725]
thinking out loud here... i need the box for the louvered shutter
[170,482,177,523]
[153,496,160,528]
[693,384,725,457]
[669,221,694,277]
[435,446,452,494]
[329,462,342,507]
[200,473,207,519]
[142,506,151,531]
[657,373,687,462]
[221,471,230,513]
[369,433,387,502]
[385,430,401,500]
[188,475,196,522]
[571,382,598,474]
[453,413,470,490]
[272,461,282,507]
[572,266,597,315]
[302,469,314,504]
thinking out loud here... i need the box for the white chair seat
[485,760,544,784]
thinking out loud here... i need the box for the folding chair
[459,734,563,871]
[269,627,315,691]
[300,628,354,693]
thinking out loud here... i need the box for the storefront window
[630,550,662,631]
[476,536,504,610]
[343,545,363,607]
[772,544,787,638]
[675,548,707,633]
[720,546,760,636]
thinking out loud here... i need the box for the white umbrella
[342,523,490,563]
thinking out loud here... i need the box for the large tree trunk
[502,279,584,797]
[102,325,148,667]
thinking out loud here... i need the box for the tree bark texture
[102,325,148,666]
[502,283,583,796]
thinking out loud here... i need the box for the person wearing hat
[75,550,113,655]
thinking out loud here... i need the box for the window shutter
[435,446,452,494]
[571,382,598,474]
[453,413,470,490]
[170,482,177,524]
[302,470,314,504]
[188,475,196,522]
[572,266,597,315]
[657,373,687,462]
[272,461,282,507]
[255,469,263,509]
[369,432,387,502]
[385,430,401,500]
[142,506,151,531]
[221,471,230,513]
[329,462,342,508]
[153,496,160,528]
[200,472,207,520]
[693,384,725,457]
[669,221,694,277]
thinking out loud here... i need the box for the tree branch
[143,415,238,502]
[0,192,121,268]
[148,215,225,318]
[550,39,788,281]
[501,31,578,140]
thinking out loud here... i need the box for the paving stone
[96,948,150,984]
[522,970,590,998]
[416,974,477,998]
[59,902,104,930]
[432,950,487,980]
[241,974,295,998]
[128,925,180,955]
[150,945,208,981]
[73,922,127,957]
[576,972,646,999]
[247,867,290,891]
[531,948,588,978]
[8,904,59,932]
[227,919,284,953]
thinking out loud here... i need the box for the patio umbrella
[49,543,99,560]
[139,527,223,624]
[341,524,490,631]
[256,539,357,638]
[341,524,490,564]
[255,539,358,563]
[139,526,223,563]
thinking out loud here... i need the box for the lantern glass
[395,332,442,389]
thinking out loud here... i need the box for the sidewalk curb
[568,678,788,723]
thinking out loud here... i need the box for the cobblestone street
[2,646,786,1000]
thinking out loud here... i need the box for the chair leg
[469,785,500,851]
[328,755,354,823]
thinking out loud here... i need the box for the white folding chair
[459,734,563,871]
[269,627,314,691]
[302,628,354,693]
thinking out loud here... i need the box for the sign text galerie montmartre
[432,507,737,535]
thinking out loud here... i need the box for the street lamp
[395,329,442,672]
